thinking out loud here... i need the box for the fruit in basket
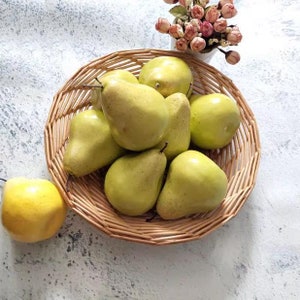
[1,178,67,243]
[101,80,169,151]
[190,93,241,149]
[156,150,228,220]
[138,56,193,97]
[90,70,138,109]
[156,92,191,160]
[63,109,124,177]
[104,148,167,216]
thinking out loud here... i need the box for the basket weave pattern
[44,49,260,245]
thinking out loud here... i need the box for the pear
[156,150,228,220]
[190,93,241,149]
[101,80,169,151]
[90,70,138,109]
[138,56,193,97]
[63,109,124,177]
[104,148,167,216]
[156,92,191,160]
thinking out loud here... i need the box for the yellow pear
[190,93,241,149]
[138,56,193,97]
[104,148,167,216]
[156,92,191,160]
[156,150,228,220]
[101,80,169,151]
[90,69,138,109]
[63,109,124,177]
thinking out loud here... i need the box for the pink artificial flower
[163,0,179,4]
[169,24,184,38]
[205,5,220,23]
[179,0,192,7]
[213,17,227,33]
[218,0,233,7]
[190,18,202,32]
[221,3,237,18]
[198,0,210,7]
[175,38,189,51]
[184,23,198,40]
[227,26,242,44]
[190,36,206,52]
[201,20,214,37]
[155,18,171,33]
[191,5,205,19]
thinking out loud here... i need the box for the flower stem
[218,47,227,54]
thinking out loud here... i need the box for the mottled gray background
[1,0,300,299]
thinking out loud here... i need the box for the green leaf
[169,5,188,18]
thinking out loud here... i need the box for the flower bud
[175,38,188,51]
[184,23,198,40]
[213,17,227,33]
[201,20,214,38]
[218,48,240,64]
[218,0,233,7]
[221,3,237,18]
[169,24,184,38]
[227,26,242,44]
[225,50,240,64]
[199,0,210,7]
[163,0,179,4]
[191,5,205,19]
[205,5,220,23]
[179,0,192,7]
[190,36,206,52]
[190,18,202,32]
[155,18,171,33]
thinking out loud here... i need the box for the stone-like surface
[1,0,300,299]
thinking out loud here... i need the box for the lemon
[1,178,67,243]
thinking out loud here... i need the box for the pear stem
[160,142,168,153]
[95,77,102,85]
[83,77,104,90]
[0,178,7,182]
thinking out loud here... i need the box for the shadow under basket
[44,48,261,245]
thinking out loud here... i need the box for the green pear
[190,93,241,149]
[101,80,169,151]
[90,70,138,109]
[104,148,167,216]
[156,92,191,160]
[156,150,228,220]
[138,56,193,97]
[63,109,124,177]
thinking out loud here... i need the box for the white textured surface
[1,0,300,299]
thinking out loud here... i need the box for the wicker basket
[44,48,260,245]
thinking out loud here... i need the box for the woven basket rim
[44,48,261,245]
